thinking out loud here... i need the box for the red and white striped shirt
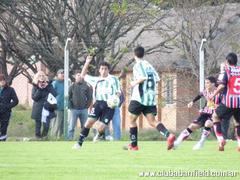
[218,66,240,108]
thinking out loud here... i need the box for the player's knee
[98,124,106,133]
[205,120,213,128]
[130,121,137,127]
[129,118,137,126]
[188,123,198,131]
[147,120,156,127]
[85,119,95,128]
[212,112,220,123]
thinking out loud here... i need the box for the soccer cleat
[93,132,104,143]
[72,143,81,150]
[167,134,176,150]
[218,139,226,151]
[192,142,204,150]
[105,135,114,141]
[123,144,139,151]
[0,135,7,141]
[237,146,240,152]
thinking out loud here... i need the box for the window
[165,79,173,104]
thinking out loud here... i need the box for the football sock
[130,127,138,147]
[235,126,240,146]
[78,127,90,146]
[156,123,170,138]
[199,127,211,143]
[175,128,192,145]
[213,122,224,142]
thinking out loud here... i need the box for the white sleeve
[84,75,99,87]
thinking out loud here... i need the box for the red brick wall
[176,73,199,132]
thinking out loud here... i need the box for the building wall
[176,72,199,132]
[11,73,32,105]
[160,73,177,131]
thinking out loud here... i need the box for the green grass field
[0,141,239,180]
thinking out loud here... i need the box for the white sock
[199,129,210,143]
[213,124,224,142]
[175,129,190,146]
[237,137,240,147]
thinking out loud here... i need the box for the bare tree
[168,0,229,77]
[0,0,178,83]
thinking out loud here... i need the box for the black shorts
[128,100,157,116]
[193,113,212,127]
[88,101,115,125]
[215,103,240,123]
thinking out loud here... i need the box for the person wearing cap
[50,69,64,139]
[0,74,19,141]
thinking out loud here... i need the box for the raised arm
[187,93,203,108]
[81,56,93,78]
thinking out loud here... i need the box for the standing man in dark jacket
[31,71,57,139]
[67,70,92,140]
[0,74,19,141]
[51,69,65,139]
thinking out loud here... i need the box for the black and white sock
[78,127,90,146]
[130,127,138,147]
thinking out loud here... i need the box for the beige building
[115,68,199,132]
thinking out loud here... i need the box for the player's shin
[78,127,90,146]
[130,127,138,147]
[213,122,224,142]
[156,123,170,138]
[235,125,240,147]
[199,127,211,143]
[175,128,192,146]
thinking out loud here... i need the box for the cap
[57,69,64,74]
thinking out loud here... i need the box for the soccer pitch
[0,141,239,180]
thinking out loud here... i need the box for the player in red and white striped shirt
[210,52,240,151]
[169,76,219,150]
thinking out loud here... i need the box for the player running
[169,76,219,150]
[123,46,175,151]
[210,52,240,151]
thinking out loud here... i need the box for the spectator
[31,71,57,140]
[0,74,19,141]
[51,69,64,139]
[67,70,92,140]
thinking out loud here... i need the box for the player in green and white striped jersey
[73,56,121,149]
[131,57,160,106]
[124,46,176,151]
[84,74,120,102]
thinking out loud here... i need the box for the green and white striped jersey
[131,60,160,106]
[84,74,121,102]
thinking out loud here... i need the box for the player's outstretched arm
[81,55,93,78]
